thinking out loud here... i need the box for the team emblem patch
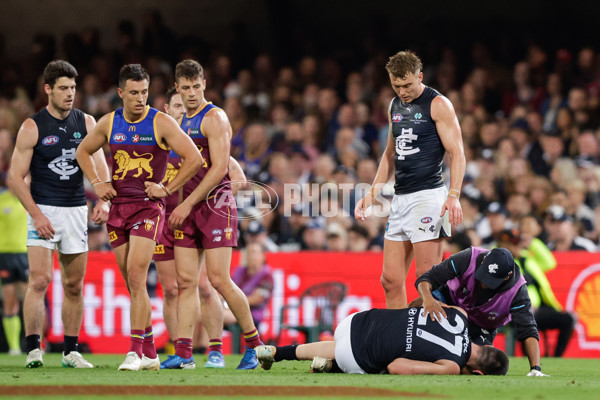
[392,113,403,123]
[488,263,498,274]
[224,227,233,240]
[144,219,155,232]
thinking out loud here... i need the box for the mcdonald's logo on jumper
[128,125,136,132]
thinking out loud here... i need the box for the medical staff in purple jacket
[415,247,548,377]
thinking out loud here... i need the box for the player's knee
[380,274,405,293]
[176,273,198,291]
[163,285,178,301]
[206,274,230,294]
[62,278,83,297]
[28,274,51,294]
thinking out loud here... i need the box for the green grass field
[1,353,599,399]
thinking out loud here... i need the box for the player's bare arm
[144,112,202,200]
[229,156,246,195]
[76,114,117,202]
[168,108,230,229]
[355,104,395,221]
[431,95,465,226]
[8,119,55,239]
[84,113,110,224]
[388,358,460,375]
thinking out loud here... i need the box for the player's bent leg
[205,247,254,333]
[205,247,259,369]
[155,259,178,342]
[412,238,443,277]
[58,252,87,337]
[381,239,413,309]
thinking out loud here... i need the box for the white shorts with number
[384,186,451,243]
[334,312,366,374]
[27,205,88,254]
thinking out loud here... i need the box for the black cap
[475,248,515,289]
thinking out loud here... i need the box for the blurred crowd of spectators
[1,12,600,254]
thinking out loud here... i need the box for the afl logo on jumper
[48,148,79,180]
[114,134,127,142]
[421,217,432,224]
[42,136,59,145]
[392,113,403,123]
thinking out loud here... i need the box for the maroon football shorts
[174,200,238,250]
[107,201,165,249]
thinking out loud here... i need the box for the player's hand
[169,202,192,229]
[527,368,549,377]
[144,181,167,200]
[422,297,448,322]
[441,196,463,226]
[33,213,55,240]
[94,182,117,202]
[91,200,110,225]
[354,196,372,221]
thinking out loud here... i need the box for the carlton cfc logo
[42,136,59,145]
[132,134,140,143]
[392,113,403,123]
[114,134,126,142]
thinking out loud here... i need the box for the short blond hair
[385,50,422,78]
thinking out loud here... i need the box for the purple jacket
[447,247,526,330]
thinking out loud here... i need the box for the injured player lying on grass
[257,306,509,375]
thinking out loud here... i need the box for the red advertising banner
[46,251,600,357]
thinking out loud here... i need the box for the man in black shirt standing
[256,306,508,376]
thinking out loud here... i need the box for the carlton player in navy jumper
[355,51,466,309]
[9,60,110,369]
[158,60,261,370]
[256,307,508,376]
[76,64,202,371]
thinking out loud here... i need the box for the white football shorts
[384,186,451,243]
[27,204,88,254]
[334,312,366,374]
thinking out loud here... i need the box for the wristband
[159,183,172,196]
[531,366,541,372]
[449,189,460,199]
[91,178,102,186]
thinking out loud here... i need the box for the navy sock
[25,335,41,354]
[64,336,78,355]
[274,345,298,362]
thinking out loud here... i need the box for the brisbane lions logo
[113,150,154,180]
